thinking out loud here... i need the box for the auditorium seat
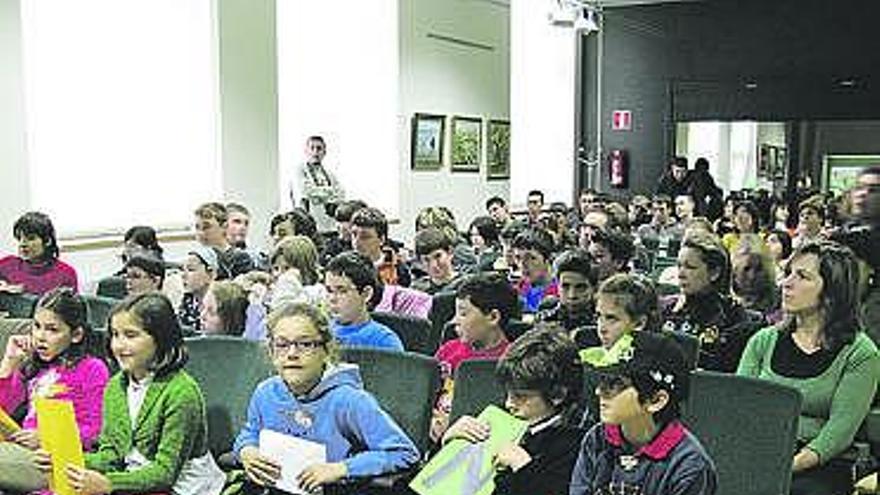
[371,311,433,355]
[448,358,506,426]
[0,293,38,319]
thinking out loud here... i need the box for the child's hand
[297,462,347,493]
[240,446,281,486]
[3,335,33,365]
[66,465,112,495]
[32,449,52,474]
[441,415,490,445]
[493,443,532,472]
[9,429,40,450]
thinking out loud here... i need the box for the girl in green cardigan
[49,292,226,495]
[737,241,880,495]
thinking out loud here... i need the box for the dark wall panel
[581,0,880,195]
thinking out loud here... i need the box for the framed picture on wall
[487,120,510,180]
[411,113,445,170]
[451,116,482,172]
[758,144,772,178]
[774,147,787,179]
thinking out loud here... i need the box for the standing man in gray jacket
[290,135,345,234]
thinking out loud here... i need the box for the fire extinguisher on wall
[609,149,628,188]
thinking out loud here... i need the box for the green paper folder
[409,405,528,495]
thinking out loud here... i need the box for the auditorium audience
[4,151,878,495]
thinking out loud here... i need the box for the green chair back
[96,276,127,300]
[0,318,32,358]
[340,347,440,453]
[682,370,802,495]
[82,294,119,329]
[428,291,456,353]
[0,293,38,319]
[448,358,506,426]
[185,336,274,456]
[371,312,433,355]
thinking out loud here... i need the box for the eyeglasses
[272,339,326,355]
[595,374,633,399]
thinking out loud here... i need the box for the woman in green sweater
[48,292,226,495]
[737,241,880,495]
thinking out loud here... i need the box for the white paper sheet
[259,429,327,495]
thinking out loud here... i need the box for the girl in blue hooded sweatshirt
[232,302,419,493]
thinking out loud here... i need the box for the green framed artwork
[451,116,482,172]
[823,155,880,193]
[411,113,445,171]
[487,120,510,180]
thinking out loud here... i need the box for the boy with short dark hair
[511,228,559,312]
[570,332,717,495]
[442,326,585,495]
[431,273,519,441]
[350,207,411,287]
[325,251,403,351]
[194,202,254,279]
[536,248,598,339]
[412,227,465,295]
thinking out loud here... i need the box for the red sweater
[0,255,79,295]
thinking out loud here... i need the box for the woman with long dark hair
[738,241,880,495]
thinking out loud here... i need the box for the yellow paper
[0,405,21,439]
[35,398,84,495]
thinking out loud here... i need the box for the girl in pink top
[0,288,110,493]
[0,211,78,295]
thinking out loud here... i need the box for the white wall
[510,0,577,207]
[277,0,400,218]
[397,0,510,241]
[0,0,29,254]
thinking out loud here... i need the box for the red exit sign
[612,110,632,131]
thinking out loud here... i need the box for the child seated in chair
[325,252,404,351]
[430,273,519,442]
[570,332,717,495]
[441,326,585,495]
[231,303,419,494]
[580,273,659,367]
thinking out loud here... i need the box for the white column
[510,0,577,208]
[0,0,30,253]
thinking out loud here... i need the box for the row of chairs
[448,358,801,495]
[0,317,877,495]
[182,336,802,495]
[0,292,118,329]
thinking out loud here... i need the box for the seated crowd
[0,161,878,495]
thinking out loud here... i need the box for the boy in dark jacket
[570,331,717,495]
[441,326,585,495]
